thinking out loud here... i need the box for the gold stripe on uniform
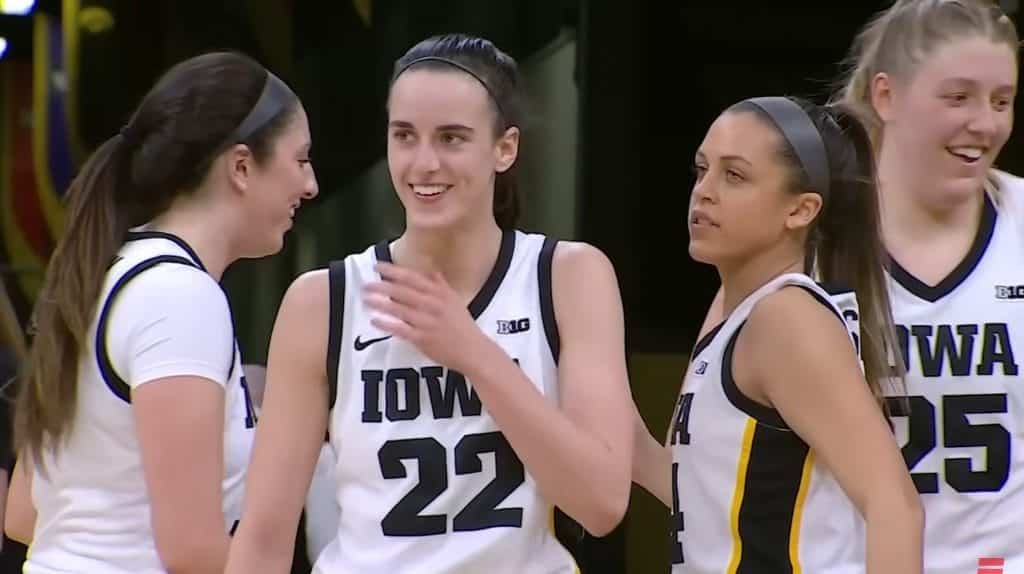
[726,418,757,573]
[788,451,815,573]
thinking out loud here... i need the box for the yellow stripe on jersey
[726,417,757,573]
[788,451,815,573]
[725,417,814,572]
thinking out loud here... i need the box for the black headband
[393,56,508,125]
[743,96,831,199]
[233,71,294,142]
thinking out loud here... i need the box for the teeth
[950,147,984,160]
[413,184,448,196]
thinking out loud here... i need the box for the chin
[935,174,990,206]
[687,240,717,265]
[250,233,286,259]
[405,208,464,232]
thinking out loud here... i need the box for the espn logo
[995,285,1024,299]
[978,557,1004,574]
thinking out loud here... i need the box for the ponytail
[814,105,905,403]
[15,134,129,464]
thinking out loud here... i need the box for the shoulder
[549,241,624,332]
[742,285,850,363]
[991,169,1024,217]
[114,262,228,316]
[992,168,1024,192]
[280,268,330,319]
[550,240,618,280]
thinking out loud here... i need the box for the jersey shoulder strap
[326,259,347,412]
[95,254,211,402]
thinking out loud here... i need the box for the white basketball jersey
[885,170,1024,574]
[316,230,580,574]
[670,273,865,574]
[26,232,256,574]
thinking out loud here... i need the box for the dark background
[1,1,1021,572]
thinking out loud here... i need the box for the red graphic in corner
[978,557,1004,574]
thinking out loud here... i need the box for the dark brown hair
[15,51,298,464]
[390,34,525,229]
[730,97,905,404]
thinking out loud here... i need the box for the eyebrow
[697,151,752,166]
[437,124,474,133]
[387,120,476,133]
[941,77,1017,92]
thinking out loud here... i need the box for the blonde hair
[836,0,1018,139]
[833,0,1019,201]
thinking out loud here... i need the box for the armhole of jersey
[720,284,848,430]
[721,323,790,429]
[95,255,200,403]
[326,259,346,415]
[538,237,560,364]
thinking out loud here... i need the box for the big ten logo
[497,318,530,335]
[995,285,1024,300]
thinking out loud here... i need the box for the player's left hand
[364,262,492,375]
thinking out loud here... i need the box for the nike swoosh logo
[354,334,392,351]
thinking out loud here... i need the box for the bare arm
[457,243,632,535]
[134,377,231,574]
[740,288,923,574]
[366,243,633,536]
[225,271,330,574]
[632,285,723,507]
[3,455,35,544]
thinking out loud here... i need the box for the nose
[303,166,319,199]
[412,141,441,173]
[691,172,716,205]
[967,102,998,138]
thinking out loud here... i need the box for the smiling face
[874,35,1017,205]
[243,105,318,256]
[385,67,518,232]
[688,110,822,268]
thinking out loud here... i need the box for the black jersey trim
[721,285,845,430]
[123,231,237,379]
[125,230,207,272]
[538,237,560,363]
[375,230,516,320]
[888,192,996,303]
[691,322,725,361]
[326,259,346,412]
[728,419,813,573]
[95,255,203,403]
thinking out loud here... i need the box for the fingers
[370,315,416,342]
[364,293,432,331]
[375,262,440,294]
[364,279,435,313]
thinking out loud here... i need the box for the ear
[225,144,255,193]
[870,72,896,123]
[494,126,520,173]
[784,192,824,232]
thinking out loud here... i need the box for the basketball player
[634,96,925,572]
[836,1,1023,572]
[225,34,633,574]
[4,52,317,573]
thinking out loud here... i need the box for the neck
[877,141,984,245]
[718,242,804,317]
[148,195,239,280]
[393,218,505,303]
